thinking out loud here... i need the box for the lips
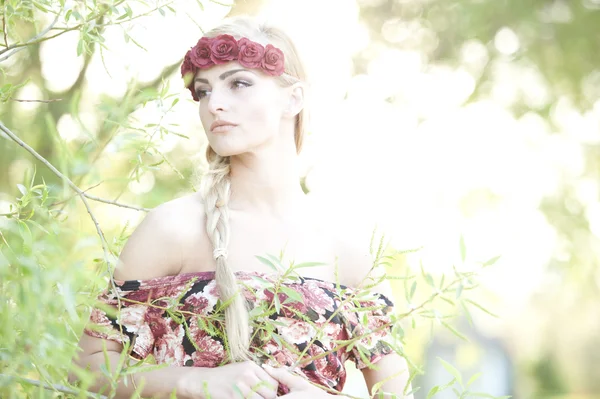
[210,120,237,132]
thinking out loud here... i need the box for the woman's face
[193,61,289,157]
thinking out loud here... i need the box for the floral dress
[84,270,396,394]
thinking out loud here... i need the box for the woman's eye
[196,89,210,99]
[231,80,251,90]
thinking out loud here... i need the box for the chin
[210,145,247,158]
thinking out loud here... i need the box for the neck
[227,146,307,218]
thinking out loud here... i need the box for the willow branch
[0,123,149,212]
[2,14,8,48]
[0,0,176,60]
[10,98,63,103]
[0,11,60,61]
[398,272,478,319]
[0,121,109,243]
[0,120,129,310]
[0,374,108,399]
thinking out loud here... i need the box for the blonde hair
[198,16,308,361]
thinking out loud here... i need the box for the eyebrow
[194,68,253,84]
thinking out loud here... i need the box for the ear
[284,82,305,118]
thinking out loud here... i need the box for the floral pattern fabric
[84,271,396,393]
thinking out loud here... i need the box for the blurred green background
[1,0,599,398]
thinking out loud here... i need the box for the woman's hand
[262,365,333,398]
[176,361,279,399]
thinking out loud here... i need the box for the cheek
[198,104,211,130]
[243,93,284,130]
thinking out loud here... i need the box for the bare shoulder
[114,192,208,281]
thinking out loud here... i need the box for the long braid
[200,149,250,361]
[193,16,310,362]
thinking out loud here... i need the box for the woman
[72,16,412,399]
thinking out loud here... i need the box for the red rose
[237,38,265,69]
[190,37,213,68]
[261,44,285,76]
[181,50,196,79]
[209,34,239,64]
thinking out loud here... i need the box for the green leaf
[420,261,434,286]
[482,255,501,267]
[16,184,27,196]
[33,2,49,12]
[255,255,277,271]
[409,281,417,300]
[425,273,435,287]
[426,385,440,399]
[437,357,463,388]
[76,37,84,56]
[455,283,463,299]
[465,299,498,318]
[441,321,468,342]
[273,294,281,314]
[466,372,482,388]
[291,261,326,269]
[440,296,455,306]
[279,286,302,304]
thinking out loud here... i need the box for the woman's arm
[70,197,211,398]
[70,340,191,399]
[69,200,199,398]
[71,340,279,399]
[362,354,413,398]
[330,218,413,398]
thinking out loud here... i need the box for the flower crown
[181,34,286,101]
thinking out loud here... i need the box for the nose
[207,87,226,115]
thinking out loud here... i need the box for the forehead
[194,62,257,83]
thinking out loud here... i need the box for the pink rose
[261,44,285,76]
[209,34,239,64]
[190,37,213,68]
[237,38,265,69]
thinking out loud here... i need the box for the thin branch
[398,272,477,319]
[0,123,149,212]
[0,121,122,301]
[48,182,150,212]
[48,181,103,207]
[0,0,177,61]
[0,11,60,62]
[10,98,63,103]
[79,193,150,212]
[2,13,8,48]
[94,0,178,26]
[0,374,108,399]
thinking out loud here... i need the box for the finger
[262,365,308,390]
[247,379,278,399]
[253,367,280,392]
[238,379,277,399]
